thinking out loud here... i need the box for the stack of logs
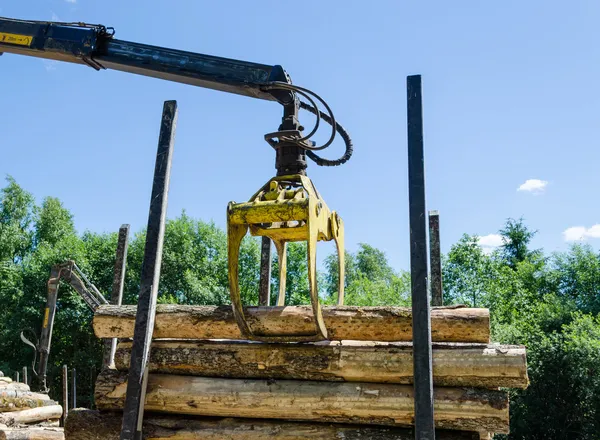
[66,304,529,439]
[0,373,64,440]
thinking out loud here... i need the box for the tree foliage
[444,218,600,439]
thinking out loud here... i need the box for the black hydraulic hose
[300,101,354,167]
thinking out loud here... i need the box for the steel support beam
[104,224,131,369]
[429,211,443,306]
[71,367,77,409]
[61,365,68,426]
[120,100,177,440]
[407,75,435,440]
[259,237,272,306]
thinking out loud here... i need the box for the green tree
[0,176,35,262]
[499,217,539,269]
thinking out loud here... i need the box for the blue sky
[1,1,599,271]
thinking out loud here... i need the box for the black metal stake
[120,100,177,440]
[62,365,68,426]
[104,224,131,369]
[429,211,443,306]
[259,237,272,306]
[71,367,77,409]
[407,75,435,440]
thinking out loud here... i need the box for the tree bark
[65,408,481,440]
[114,340,528,389]
[0,428,64,440]
[94,304,490,343]
[0,398,56,413]
[94,370,508,433]
[0,406,63,425]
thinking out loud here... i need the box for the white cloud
[563,224,600,242]
[65,0,76,3]
[478,234,504,254]
[517,179,548,194]
[43,60,58,71]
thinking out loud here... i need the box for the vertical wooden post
[61,365,68,426]
[407,74,435,440]
[104,224,131,369]
[429,210,443,306]
[22,367,27,385]
[120,101,177,440]
[259,237,272,306]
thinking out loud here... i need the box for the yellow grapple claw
[227,174,345,342]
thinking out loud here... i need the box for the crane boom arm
[0,17,292,103]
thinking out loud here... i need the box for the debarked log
[114,340,528,389]
[94,304,490,343]
[0,406,63,425]
[65,408,482,440]
[0,391,49,401]
[94,370,509,433]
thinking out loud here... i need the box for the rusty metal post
[407,74,435,440]
[103,224,131,369]
[429,211,443,306]
[120,100,177,440]
[259,237,272,306]
[61,365,68,426]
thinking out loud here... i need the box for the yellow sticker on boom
[0,32,33,47]
[43,308,50,328]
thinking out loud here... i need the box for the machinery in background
[21,260,108,392]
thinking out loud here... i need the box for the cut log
[0,428,64,440]
[115,340,528,389]
[0,391,49,401]
[0,398,57,413]
[95,370,509,433]
[0,406,62,425]
[65,408,481,440]
[0,385,30,393]
[94,304,490,343]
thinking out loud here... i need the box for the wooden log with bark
[114,340,528,389]
[65,408,481,440]
[0,392,49,402]
[0,406,62,425]
[0,428,64,440]
[0,398,56,413]
[94,370,509,433]
[94,304,490,343]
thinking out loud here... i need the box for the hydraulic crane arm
[0,17,291,103]
[0,16,353,174]
[21,260,108,392]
